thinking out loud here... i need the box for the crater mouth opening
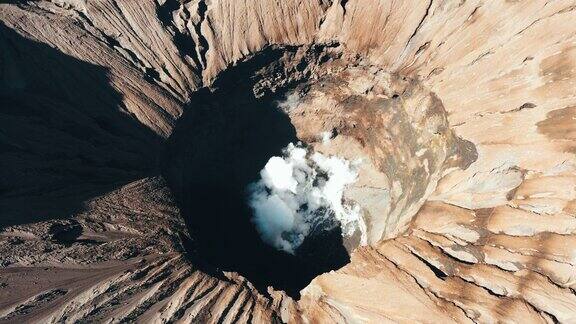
[162,47,351,298]
[162,44,477,298]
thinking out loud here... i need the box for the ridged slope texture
[1,0,576,323]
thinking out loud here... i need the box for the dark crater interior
[1,23,350,298]
[162,48,350,298]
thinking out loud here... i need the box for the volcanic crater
[1,1,576,323]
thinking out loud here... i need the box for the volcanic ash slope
[1,0,576,323]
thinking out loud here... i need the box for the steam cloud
[247,143,363,254]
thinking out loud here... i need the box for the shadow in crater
[0,23,163,228]
[163,51,350,297]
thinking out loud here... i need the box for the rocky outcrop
[284,64,477,247]
[1,0,575,322]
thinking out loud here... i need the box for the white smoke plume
[276,92,301,112]
[247,143,362,254]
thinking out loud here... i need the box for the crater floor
[1,0,576,323]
